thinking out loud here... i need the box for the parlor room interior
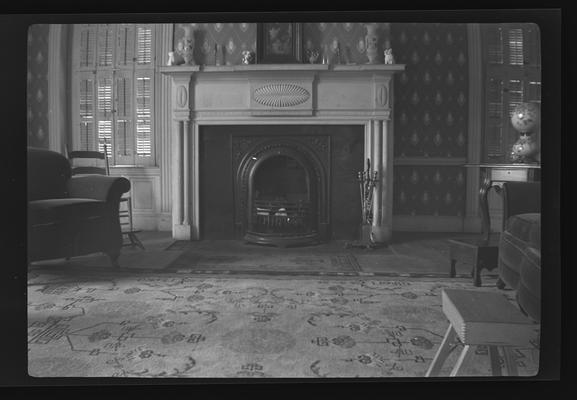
[25,18,555,379]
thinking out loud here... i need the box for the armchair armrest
[67,175,131,204]
[501,181,541,229]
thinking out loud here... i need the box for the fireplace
[161,63,404,243]
[233,135,329,247]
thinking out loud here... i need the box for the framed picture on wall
[257,23,302,63]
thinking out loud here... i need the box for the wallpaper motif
[27,24,50,149]
[391,23,468,217]
[393,166,466,217]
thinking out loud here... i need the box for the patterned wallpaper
[27,24,50,149]
[173,22,392,65]
[392,23,468,159]
[174,23,257,66]
[393,166,466,217]
[177,22,470,217]
[391,23,469,217]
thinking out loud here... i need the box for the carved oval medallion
[253,83,310,108]
[377,84,388,107]
[177,85,188,108]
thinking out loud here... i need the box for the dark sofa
[28,147,131,266]
[497,181,541,322]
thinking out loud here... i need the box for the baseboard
[393,215,464,232]
[133,212,172,231]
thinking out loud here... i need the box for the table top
[448,237,500,248]
[464,163,541,169]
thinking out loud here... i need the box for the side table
[449,164,540,286]
[448,236,499,287]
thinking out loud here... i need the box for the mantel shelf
[160,63,406,75]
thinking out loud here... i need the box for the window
[72,24,156,166]
[481,23,541,163]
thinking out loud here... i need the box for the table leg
[426,325,457,377]
[479,174,493,242]
[473,260,485,287]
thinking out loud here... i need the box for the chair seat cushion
[505,213,541,250]
[29,198,108,226]
[517,246,541,322]
[498,213,541,290]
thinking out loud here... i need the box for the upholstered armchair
[27,147,131,267]
[497,181,541,321]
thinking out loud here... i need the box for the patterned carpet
[167,252,363,275]
[164,241,483,278]
[27,270,540,378]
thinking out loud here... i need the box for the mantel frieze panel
[191,109,391,121]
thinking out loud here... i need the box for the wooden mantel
[161,63,405,241]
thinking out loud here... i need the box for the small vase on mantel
[365,23,380,64]
[179,25,195,66]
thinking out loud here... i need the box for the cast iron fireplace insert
[233,136,329,247]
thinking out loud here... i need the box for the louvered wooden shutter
[97,24,115,68]
[78,75,96,151]
[78,24,97,69]
[135,72,153,158]
[96,73,113,155]
[134,24,154,163]
[485,77,504,158]
[116,24,136,67]
[114,72,133,164]
[136,25,153,65]
[72,24,155,165]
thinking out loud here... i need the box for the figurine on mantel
[306,49,319,64]
[384,47,395,64]
[167,50,184,66]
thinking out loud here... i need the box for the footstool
[425,289,537,377]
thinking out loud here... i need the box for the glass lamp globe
[511,102,540,134]
[509,102,540,163]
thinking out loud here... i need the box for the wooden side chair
[68,145,145,251]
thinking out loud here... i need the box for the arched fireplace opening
[237,138,328,247]
[249,154,315,241]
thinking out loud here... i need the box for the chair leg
[426,325,457,377]
[450,344,474,377]
[488,345,502,376]
[502,347,519,376]
[107,251,121,268]
[129,232,145,250]
[449,259,456,278]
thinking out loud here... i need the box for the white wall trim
[48,24,67,154]
[393,216,464,232]
[465,23,483,233]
